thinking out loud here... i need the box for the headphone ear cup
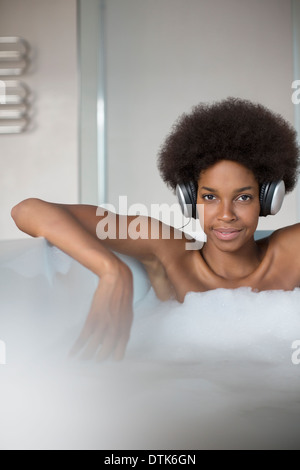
[259,183,268,217]
[176,182,198,219]
[189,182,198,217]
[259,180,285,217]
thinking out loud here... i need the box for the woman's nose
[217,201,237,221]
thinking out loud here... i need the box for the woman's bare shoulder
[270,223,300,240]
[269,223,300,257]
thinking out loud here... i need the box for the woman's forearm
[11,198,122,277]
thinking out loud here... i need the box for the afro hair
[157,97,300,193]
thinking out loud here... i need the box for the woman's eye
[201,194,253,202]
[237,194,252,202]
[202,194,216,201]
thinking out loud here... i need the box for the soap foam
[129,287,300,367]
[1,286,300,450]
[1,239,300,449]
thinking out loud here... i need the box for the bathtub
[0,233,300,450]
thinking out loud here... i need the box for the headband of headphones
[176,180,285,218]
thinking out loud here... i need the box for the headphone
[176,180,285,218]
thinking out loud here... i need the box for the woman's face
[197,160,261,251]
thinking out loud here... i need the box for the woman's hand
[70,261,134,361]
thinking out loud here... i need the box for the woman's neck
[200,239,264,281]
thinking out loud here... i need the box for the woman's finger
[111,304,133,361]
[96,328,119,362]
[70,285,111,357]
[113,327,132,361]
[80,326,107,360]
[69,321,94,357]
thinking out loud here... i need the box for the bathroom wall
[0,0,78,240]
[2,0,298,242]
[105,0,298,231]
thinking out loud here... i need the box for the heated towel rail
[0,37,31,134]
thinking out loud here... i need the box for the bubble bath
[0,238,300,449]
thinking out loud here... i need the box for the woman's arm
[11,198,136,274]
[11,198,145,360]
[11,198,169,262]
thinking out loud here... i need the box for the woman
[11,98,300,361]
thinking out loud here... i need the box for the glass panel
[77,0,106,205]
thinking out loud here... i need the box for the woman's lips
[213,229,242,241]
